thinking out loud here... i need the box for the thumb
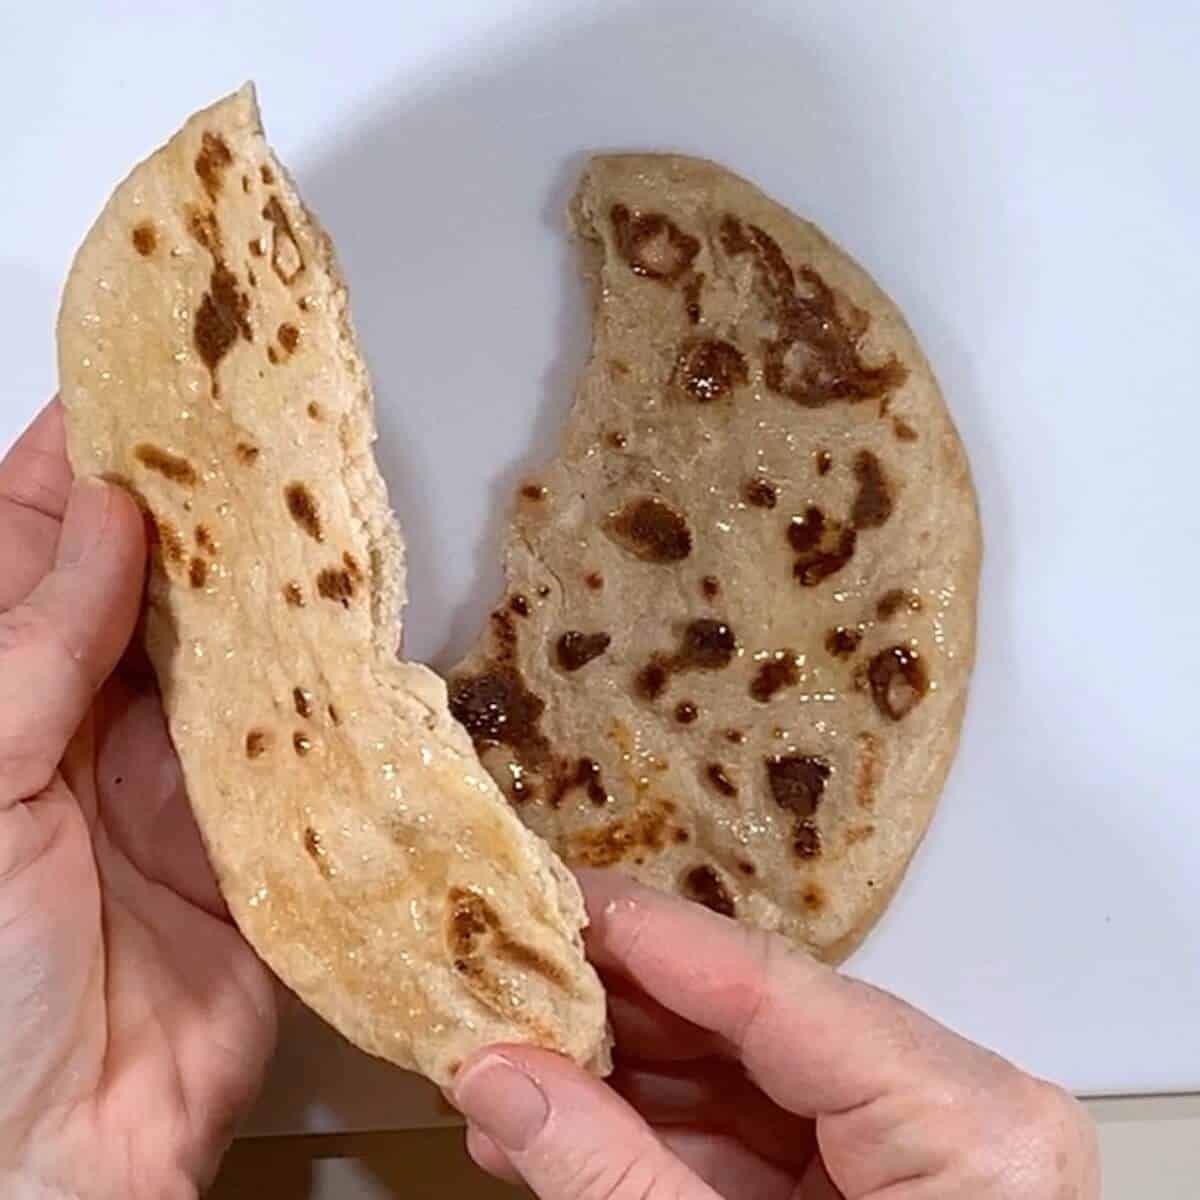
[0,477,143,807]
[454,1047,720,1200]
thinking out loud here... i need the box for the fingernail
[56,478,111,568]
[454,1054,549,1152]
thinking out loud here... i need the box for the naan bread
[451,155,980,962]
[57,85,608,1084]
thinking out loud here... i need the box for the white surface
[2,0,1198,1131]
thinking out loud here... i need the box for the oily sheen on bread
[450,155,980,962]
[57,86,608,1084]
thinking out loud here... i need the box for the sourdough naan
[57,86,608,1084]
[451,155,980,962]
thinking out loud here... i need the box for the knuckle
[0,743,58,804]
[559,1140,680,1200]
[0,605,79,674]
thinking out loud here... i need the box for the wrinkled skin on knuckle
[558,1138,677,1200]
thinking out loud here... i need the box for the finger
[0,401,73,609]
[0,401,72,521]
[0,479,144,806]
[605,972,725,1064]
[464,1125,522,1186]
[579,869,989,1119]
[472,1119,804,1200]
[656,1130,798,1200]
[454,1046,721,1199]
[611,1062,817,1170]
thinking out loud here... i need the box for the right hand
[454,871,1100,1199]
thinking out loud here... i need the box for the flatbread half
[451,154,980,962]
[57,85,609,1084]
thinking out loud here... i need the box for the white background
[2,0,1198,1131]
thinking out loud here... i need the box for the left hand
[0,402,276,1199]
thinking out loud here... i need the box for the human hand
[0,404,276,1200]
[454,870,1100,1199]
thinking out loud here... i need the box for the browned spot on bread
[450,665,550,766]
[186,207,220,253]
[278,321,300,354]
[521,483,547,501]
[135,443,197,486]
[262,195,305,284]
[605,497,692,562]
[327,704,340,725]
[586,572,604,590]
[877,588,922,620]
[635,658,669,700]
[194,131,233,200]
[249,237,264,257]
[316,566,355,607]
[893,418,918,442]
[247,265,258,287]
[851,450,893,529]
[683,273,704,323]
[131,222,157,256]
[788,506,857,586]
[815,449,833,475]
[556,630,611,672]
[676,337,748,402]
[608,359,630,378]
[867,646,928,721]
[267,346,279,365]
[260,164,275,185]
[750,655,799,702]
[194,524,217,554]
[801,884,826,913]
[151,516,185,566]
[245,730,268,758]
[679,619,737,669]
[794,822,823,859]
[725,729,746,744]
[743,478,778,508]
[825,626,862,658]
[194,262,252,387]
[706,763,737,797]
[241,174,250,194]
[302,827,332,878]
[284,483,322,541]
[283,581,304,607]
[610,203,700,283]
[721,215,908,407]
[682,865,735,916]
[737,859,757,876]
[489,609,518,663]
[767,755,831,820]
[550,757,608,808]
[510,593,531,616]
[342,552,363,580]
[701,575,720,599]
[236,442,260,464]
[674,700,698,724]
[846,823,876,845]
[293,687,313,719]
[293,731,312,756]
[447,888,570,991]
[569,807,670,867]
[188,557,208,588]
[607,431,628,449]
[307,402,321,420]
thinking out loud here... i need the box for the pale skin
[0,403,1099,1199]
